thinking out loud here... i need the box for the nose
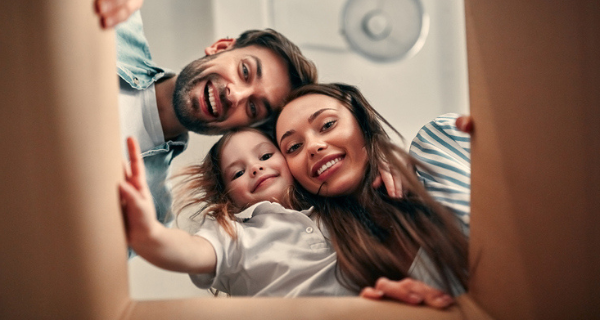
[307,138,327,157]
[226,82,252,108]
[250,164,264,177]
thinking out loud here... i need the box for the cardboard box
[0,0,598,319]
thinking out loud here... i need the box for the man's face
[173,45,291,134]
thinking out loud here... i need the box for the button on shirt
[190,201,354,297]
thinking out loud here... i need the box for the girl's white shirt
[189,201,354,297]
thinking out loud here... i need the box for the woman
[275,83,469,297]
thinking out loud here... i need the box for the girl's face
[220,131,294,208]
[276,94,368,196]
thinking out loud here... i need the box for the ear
[205,38,236,55]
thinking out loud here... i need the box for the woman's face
[276,94,368,196]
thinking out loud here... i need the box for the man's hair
[234,29,318,90]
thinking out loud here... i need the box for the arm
[95,0,144,29]
[119,137,216,274]
[360,277,454,309]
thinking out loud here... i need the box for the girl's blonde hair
[279,83,469,294]
[171,127,279,239]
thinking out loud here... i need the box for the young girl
[120,128,351,296]
[275,83,469,297]
[120,128,454,306]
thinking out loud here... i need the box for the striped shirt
[409,113,471,236]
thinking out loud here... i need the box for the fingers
[374,277,423,305]
[122,159,131,181]
[372,175,383,189]
[118,180,140,208]
[455,115,473,134]
[359,287,385,300]
[375,164,404,199]
[371,277,455,309]
[95,0,144,29]
[381,168,401,198]
[126,137,147,190]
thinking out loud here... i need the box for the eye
[260,153,273,161]
[321,120,336,132]
[249,101,257,118]
[242,63,249,81]
[286,143,302,154]
[232,170,244,180]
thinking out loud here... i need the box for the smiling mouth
[203,82,219,117]
[252,174,277,192]
[315,156,344,177]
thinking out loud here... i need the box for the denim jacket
[116,12,188,238]
[116,11,170,89]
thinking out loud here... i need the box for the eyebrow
[251,55,262,79]
[279,108,335,145]
[248,55,274,117]
[308,108,334,123]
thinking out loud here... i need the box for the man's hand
[360,277,454,309]
[94,0,144,29]
[373,164,404,198]
[455,115,473,134]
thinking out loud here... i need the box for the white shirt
[189,201,354,297]
[118,77,165,157]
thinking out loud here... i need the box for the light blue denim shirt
[116,11,188,257]
[116,11,170,89]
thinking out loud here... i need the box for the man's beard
[172,54,225,135]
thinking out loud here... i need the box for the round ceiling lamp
[341,0,429,62]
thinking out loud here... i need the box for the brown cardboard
[0,1,128,319]
[1,0,598,319]
[465,0,600,318]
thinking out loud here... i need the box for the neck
[155,76,187,140]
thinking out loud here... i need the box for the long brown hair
[278,83,469,294]
[171,128,279,239]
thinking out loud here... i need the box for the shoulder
[411,113,470,147]
[421,113,462,136]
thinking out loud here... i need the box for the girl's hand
[94,0,144,29]
[360,277,454,309]
[119,137,159,246]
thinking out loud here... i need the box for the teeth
[317,157,342,176]
[208,86,217,116]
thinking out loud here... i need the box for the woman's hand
[94,0,144,29]
[119,137,160,247]
[360,277,454,309]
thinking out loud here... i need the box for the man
[96,3,317,240]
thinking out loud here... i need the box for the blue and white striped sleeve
[409,113,471,236]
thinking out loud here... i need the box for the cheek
[227,182,249,207]
[283,155,300,176]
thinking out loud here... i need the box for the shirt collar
[234,201,313,222]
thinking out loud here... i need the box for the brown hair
[278,83,469,294]
[233,29,318,91]
[171,128,280,239]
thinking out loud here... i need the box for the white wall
[131,0,469,300]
